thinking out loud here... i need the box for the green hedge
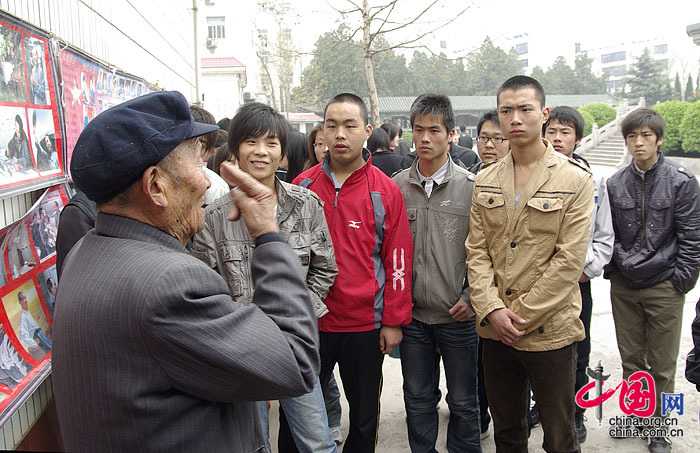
[654,101,689,152]
[579,103,616,128]
[681,101,700,152]
[577,109,595,137]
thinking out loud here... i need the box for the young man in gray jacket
[393,94,481,452]
[543,106,614,443]
[192,103,337,453]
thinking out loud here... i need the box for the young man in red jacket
[294,93,413,452]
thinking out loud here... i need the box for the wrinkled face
[324,102,371,168]
[477,120,509,163]
[497,88,548,148]
[545,120,579,157]
[161,138,210,242]
[236,132,282,187]
[413,114,452,164]
[625,126,662,167]
[313,134,328,163]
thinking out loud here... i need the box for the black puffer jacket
[605,153,700,293]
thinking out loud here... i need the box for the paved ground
[269,277,700,452]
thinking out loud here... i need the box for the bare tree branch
[326,0,361,15]
[368,0,398,21]
[367,0,398,48]
[372,0,440,36]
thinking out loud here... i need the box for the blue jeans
[258,376,336,453]
[400,319,482,453]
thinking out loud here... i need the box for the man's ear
[657,137,664,150]
[141,166,169,208]
[365,123,373,141]
[542,107,550,124]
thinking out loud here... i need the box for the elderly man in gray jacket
[393,94,481,452]
[53,91,319,453]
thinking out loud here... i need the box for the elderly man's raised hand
[220,162,279,239]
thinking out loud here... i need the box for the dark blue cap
[70,90,219,203]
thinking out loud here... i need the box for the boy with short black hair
[606,108,700,453]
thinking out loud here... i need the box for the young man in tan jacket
[467,76,593,453]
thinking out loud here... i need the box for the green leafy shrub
[680,101,700,152]
[579,103,616,128]
[577,108,595,137]
[654,100,689,151]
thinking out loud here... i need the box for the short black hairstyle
[367,127,390,153]
[477,110,500,136]
[546,106,585,141]
[497,75,546,108]
[621,108,665,141]
[285,130,308,183]
[228,102,288,159]
[190,105,217,151]
[380,122,399,142]
[410,94,455,132]
[217,117,231,131]
[324,93,369,125]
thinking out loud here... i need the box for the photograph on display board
[5,224,35,279]
[0,25,26,103]
[37,265,56,317]
[28,108,59,173]
[1,281,51,361]
[0,326,29,394]
[27,197,60,260]
[0,232,5,287]
[24,37,49,106]
[0,107,32,177]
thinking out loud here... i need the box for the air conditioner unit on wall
[206,37,217,50]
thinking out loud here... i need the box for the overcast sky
[291,0,700,73]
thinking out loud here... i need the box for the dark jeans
[319,330,384,453]
[482,340,579,453]
[477,338,490,432]
[575,281,592,413]
[400,319,481,453]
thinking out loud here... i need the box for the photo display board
[0,185,67,424]
[59,46,153,173]
[0,14,65,197]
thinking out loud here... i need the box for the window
[514,42,528,55]
[601,51,626,64]
[654,44,668,54]
[602,65,627,77]
[207,16,225,40]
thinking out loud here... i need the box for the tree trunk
[361,0,381,127]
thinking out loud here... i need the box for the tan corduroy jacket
[467,140,594,351]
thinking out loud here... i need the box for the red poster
[59,48,152,174]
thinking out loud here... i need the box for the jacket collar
[630,152,663,178]
[408,153,458,187]
[95,212,185,252]
[321,148,372,186]
[275,178,297,224]
[499,139,559,226]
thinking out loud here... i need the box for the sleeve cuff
[255,232,285,246]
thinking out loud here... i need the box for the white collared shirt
[417,159,449,198]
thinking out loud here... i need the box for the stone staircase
[580,132,626,167]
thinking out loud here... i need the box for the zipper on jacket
[640,177,646,243]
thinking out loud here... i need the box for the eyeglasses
[477,136,507,145]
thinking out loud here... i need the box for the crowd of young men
[52,75,700,453]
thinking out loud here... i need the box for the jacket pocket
[407,207,418,238]
[614,198,638,247]
[290,234,311,269]
[220,243,246,298]
[526,197,563,235]
[648,197,671,232]
[475,192,506,232]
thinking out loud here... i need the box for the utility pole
[192,0,201,105]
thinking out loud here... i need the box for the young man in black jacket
[606,108,700,453]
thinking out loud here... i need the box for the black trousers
[483,339,579,453]
[575,280,593,413]
[318,330,385,453]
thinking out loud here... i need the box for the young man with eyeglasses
[470,110,509,174]
[393,94,481,452]
[541,105,614,444]
[605,108,700,453]
[467,76,593,452]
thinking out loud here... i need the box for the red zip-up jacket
[293,157,413,333]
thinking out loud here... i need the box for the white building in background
[575,38,690,95]
[197,0,303,121]
[494,33,530,73]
